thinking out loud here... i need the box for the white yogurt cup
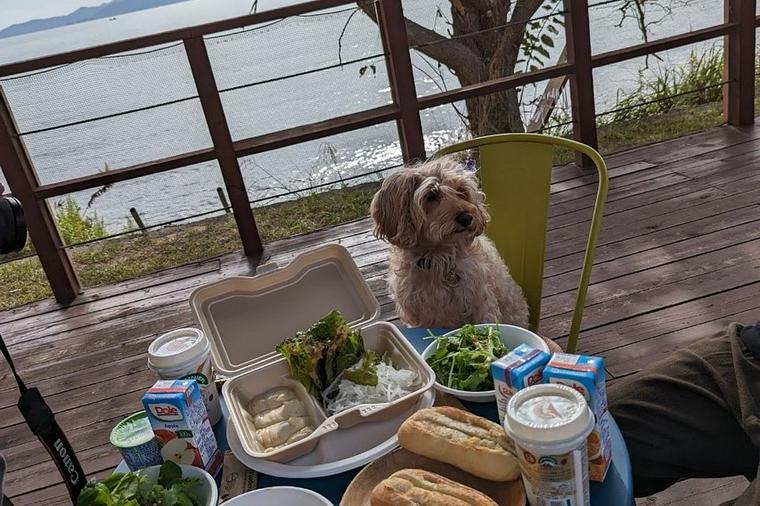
[504,384,594,506]
[148,328,222,425]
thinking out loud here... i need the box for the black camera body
[0,183,27,254]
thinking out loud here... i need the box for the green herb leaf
[159,460,183,487]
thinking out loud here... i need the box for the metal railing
[0,0,756,304]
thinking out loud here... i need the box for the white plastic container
[504,384,594,506]
[148,327,222,426]
[190,244,436,464]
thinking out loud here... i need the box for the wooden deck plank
[3,123,760,504]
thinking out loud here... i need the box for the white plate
[221,486,331,505]
[422,324,549,402]
[227,389,435,478]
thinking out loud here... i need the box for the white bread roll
[370,468,498,506]
[397,407,520,482]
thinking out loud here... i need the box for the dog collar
[415,255,460,285]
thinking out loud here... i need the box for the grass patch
[0,183,379,310]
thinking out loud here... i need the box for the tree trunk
[464,88,524,136]
[449,0,527,136]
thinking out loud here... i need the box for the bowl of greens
[421,324,549,402]
[77,461,217,506]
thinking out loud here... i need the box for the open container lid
[190,244,381,377]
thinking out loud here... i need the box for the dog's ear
[370,169,423,247]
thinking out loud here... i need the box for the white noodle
[325,362,418,414]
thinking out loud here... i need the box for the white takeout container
[422,323,550,402]
[190,244,435,463]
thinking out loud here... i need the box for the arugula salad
[276,310,418,414]
[426,325,509,391]
[77,461,202,506]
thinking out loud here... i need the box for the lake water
[0,0,722,229]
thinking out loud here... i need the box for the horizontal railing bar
[34,147,216,198]
[218,52,388,93]
[592,23,737,68]
[32,105,398,198]
[20,95,199,136]
[418,63,575,110]
[0,0,358,78]
[233,104,399,157]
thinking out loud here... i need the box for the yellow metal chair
[433,134,608,353]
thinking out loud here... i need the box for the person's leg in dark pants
[608,323,760,505]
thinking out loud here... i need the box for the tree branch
[358,2,484,79]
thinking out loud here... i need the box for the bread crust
[370,468,498,506]
[397,407,520,482]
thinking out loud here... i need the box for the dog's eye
[426,191,439,202]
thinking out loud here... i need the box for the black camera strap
[0,331,86,504]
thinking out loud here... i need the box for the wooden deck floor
[3,123,760,504]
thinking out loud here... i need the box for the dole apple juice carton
[543,353,612,482]
[142,379,222,476]
[491,344,551,426]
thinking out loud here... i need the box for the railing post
[565,0,598,167]
[724,0,755,125]
[375,0,426,162]
[0,87,80,303]
[184,36,263,256]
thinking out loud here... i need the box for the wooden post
[724,0,755,125]
[565,0,598,167]
[129,207,147,232]
[0,87,80,303]
[375,0,426,162]
[216,187,231,213]
[184,36,263,255]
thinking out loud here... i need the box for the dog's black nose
[456,212,473,227]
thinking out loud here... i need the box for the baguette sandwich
[397,406,520,481]
[370,468,498,506]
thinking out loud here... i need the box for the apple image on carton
[161,438,201,466]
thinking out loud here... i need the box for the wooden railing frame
[0,0,756,303]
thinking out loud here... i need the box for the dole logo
[149,403,183,421]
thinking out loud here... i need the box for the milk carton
[491,344,551,425]
[543,353,612,482]
[142,379,223,476]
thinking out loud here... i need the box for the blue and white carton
[543,353,612,482]
[491,344,552,425]
[142,379,223,476]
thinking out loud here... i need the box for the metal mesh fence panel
[0,43,211,185]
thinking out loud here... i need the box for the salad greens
[77,461,201,506]
[276,310,373,399]
[426,325,508,391]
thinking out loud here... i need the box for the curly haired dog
[370,156,531,330]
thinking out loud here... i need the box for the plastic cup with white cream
[148,327,222,425]
[504,383,594,506]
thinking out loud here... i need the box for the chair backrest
[434,134,608,352]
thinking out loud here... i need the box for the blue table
[255,327,634,505]
[120,327,634,505]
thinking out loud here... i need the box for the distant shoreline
[0,0,190,39]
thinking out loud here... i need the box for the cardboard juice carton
[542,353,612,482]
[142,379,223,476]
[491,344,552,425]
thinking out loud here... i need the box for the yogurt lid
[148,327,208,371]
[110,411,155,448]
[505,384,593,445]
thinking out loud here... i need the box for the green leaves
[425,325,509,392]
[77,461,201,506]
[277,310,373,400]
[158,460,183,488]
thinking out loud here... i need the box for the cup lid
[148,327,207,371]
[505,384,593,445]
[110,411,155,448]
